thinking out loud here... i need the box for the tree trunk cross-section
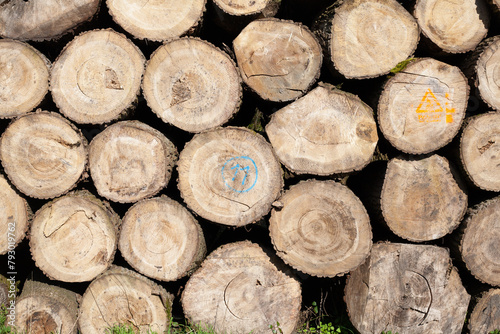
[233,18,323,102]
[378,58,469,154]
[182,241,302,334]
[78,266,173,334]
[476,36,500,111]
[414,0,490,53]
[460,196,500,286]
[106,0,206,41]
[50,29,146,125]
[469,289,500,334]
[0,0,100,41]
[29,190,120,283]
[88,120,178,203]
[381,155,467,242]
[142,38,242,133]
[345,242,470,334]
[266,83,378,175]
[0,111,87,199]
[119,196,206,282]
[0,39,50,119]
[177,126,283,226]
[269,180,372,277]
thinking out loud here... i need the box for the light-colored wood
[0,174,30,255]
[233,18,322,102]
[414,0,490,53]
[345,242,470,334]
[30,190,120,283]
[211,0,280,33]
[88,120,178,203]
[181,241,301,334]
[106,0,206,41]
[119,196,206,281]
[50,29,145,124]
[378,58,469,154]
[0,0,100,41]
[476,36,500,111]
[331,0,419,79]
[142,38,241,133]
[460,112,500,191]
[269,180,372,277]
[0,39,50,119]
[14,280,79,334]
[177,126,283,226]
[460,196,500,286]
[381,155,467,242]
[469,289,500,334]
[79,266,173,334]
[0,111,87,199]
[266,83,378,175]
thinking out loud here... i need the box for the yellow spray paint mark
[416,89,455,123]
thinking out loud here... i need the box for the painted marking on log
[416,89,455,123]
[221,156,258,193]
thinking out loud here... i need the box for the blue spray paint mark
[222,156,258,193]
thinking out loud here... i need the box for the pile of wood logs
[0,0,499,333]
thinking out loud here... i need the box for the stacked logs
[0,0,499,333]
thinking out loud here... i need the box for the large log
[177,126,283,226]
[119,196,206,281]
[265,83,378,175]
[345,242,470,334]
[50,29,145,124]
[269,180,372,277]
[181,241,302,334]
[381,155,467,242]
[475,36,500,111]
[29,190,120,282]
[142,37,242,133]
[469,289,500,334]
[0,39,50,119]
[378,58,469,154]
[0,111,87,199]
[233,18,323,102]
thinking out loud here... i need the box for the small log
[14,280,80,334]
[460,195,500,286]
[233,18,322,102]
[0,0,100,41]
[0,174,31,255]
[88,120,178,203]
[78,266,173,334]
[269,180,372,277]
[119,195,206,281]
[345,242,470,334]
[142,38,242,133]
[29,190,120,283]
[475,36,500,111]
[106,0,206,41]
[265,83,378,175]
[0,111,87,199]
[460,112,500,192]
[414,0,490,54]
[177,126,283,226]
[50,29,145,125]
[469,289,500,334]
[378,58,469,154]
[381,155,467,242]
[181,241,301,334]
[0,39,50,119]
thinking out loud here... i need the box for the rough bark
[233,18,323,102]
[88,120,178,203]
[177,126,283,226]
[119,195,206,281]
[269,180,372,277]
[142,37,242,133]
[78,266,173,334]
[345,242,470,334]
[181,241,301,334]
[0,111,87,199]
[378,58,469,154]
[266,82,378,175]
[475,36,500,111]
[50,29,145,124]
[469,289,500,334]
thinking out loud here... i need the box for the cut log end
[469,289,500,334]
[476,36,500,111]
